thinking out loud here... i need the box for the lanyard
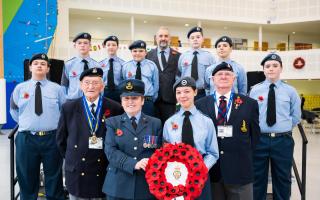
[213,92,234,123]
[82,96,102,134]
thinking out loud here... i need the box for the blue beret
[173,77,197,92]
[187,26,203,38]
[129,40,146,50]
[212,62,233,76]
[260,53,282,66]
[29,53,49,65]
[103,35,119,46]
[118,79,145,97]
[73,32,91,42]
[215,36,233,48]
[79,67,103,81]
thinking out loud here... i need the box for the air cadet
[163,76,219,200]
[56,67,123,200]
[122,40,159,116]
[196,62,260,200]
[249,53,301,200]
[205,36,247,95]
[177,26,216,100]
[103,79,162,200]
[100,35,125,102]
[61,32,100,100]
[10,53,65,200]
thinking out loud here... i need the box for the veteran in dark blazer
[56,68,123,200]
[195,62,260,200]
[103,79,162,200]
[146,26,181,123]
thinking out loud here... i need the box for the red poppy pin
[128,71,132,78]
[101,63,106,68]
[258,96,264,101]
[116,128,123,136]
[72,71,77,77]
[234,96,243,109]
[171,122,178,130]
[184,60,189,66]
[104,109,111,117]
[23,92,29,99]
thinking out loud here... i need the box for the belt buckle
[270,133,276,138]
[38,131,45,136]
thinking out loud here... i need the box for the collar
[265,79,281,88]
[216,90,232,101]
[134,59,145,65]
[127,111,142,122]
[77,55,90,62]
[157,47,170,54]
[218,58,231,64]
[31,78,48,86]
[85,96,100,106]
[179,105,197,116]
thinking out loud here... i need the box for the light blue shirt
[10,79,66,132]
[62,56,100,99]
[249,79,301,133]
[157,47,170,71]
[122,59,159,101]
[163,106,219,170]
[177,49,216,89]
[126,111,142,124]
[99,56,125,86]
[205,59,247,95]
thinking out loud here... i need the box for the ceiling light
[97,17,102,20]
[143,20,148,23]
[292,32,296,34]
[185,23,189,27]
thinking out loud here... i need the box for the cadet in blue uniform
[100,35,125,102]
[10,53,66,200]
[56,68,123,200]
[177,26,216,99]
[205,36,247,95]
[103,79,162,200]
[196,62,260,200]
[122,40,159,116]
[249,53,301,200]
[163,77,219,200]
[61,32,100,99]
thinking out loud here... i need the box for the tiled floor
[0,123,319,200]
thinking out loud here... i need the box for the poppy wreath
[145,143,208,200]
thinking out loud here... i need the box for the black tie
[267,83,276,126]
[82,59,89,71]
[131,116,137,130]
[136,62,142,80]
[107,58,115,90]
[91,103,96,117]
[182,111,195,147]
[217,96,227,125]
[35,82,43,116]
[191,51,198,81]
[160,50,167,69]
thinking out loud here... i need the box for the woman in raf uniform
[102,79,162,200]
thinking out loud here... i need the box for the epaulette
[65,57,76,62]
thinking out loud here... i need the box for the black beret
[173,77,197,92]
[79,67,103,81]
[73,32,91,42]
[129,40,146,50]
[29,53,49,65]
[102,35,119,46]
[187,26,203,38]
[212,62,233,76]
[260,53,282,66]
[215,36,233,48]
[118,79,145,97]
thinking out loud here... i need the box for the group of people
[9,25,301,200]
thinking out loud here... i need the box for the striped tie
[217,96,227,125]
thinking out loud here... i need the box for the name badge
[217,125,233,137]
[89,136,103,149]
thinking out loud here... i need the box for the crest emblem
[271,55,276,59]
[92,68,97,73]
[141,43,144,47]
[173,166,182,180]
[84,33,88,38]
[126,81,133,90]
[181,80,188,86]
[196,27,200,31]
[41,54,45,59]
[222,37,227,41]
[112,36,116,40]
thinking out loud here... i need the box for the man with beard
[146,26,181,123]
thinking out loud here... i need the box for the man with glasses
[56,68,123,200]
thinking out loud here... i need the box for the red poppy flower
[258,96,264,101]
[234,96,243,109]
[104,109,111,117]
[128,71,132,78]
[23,92,29,99]
[184,61,189,66]
[115,129,123,136]
[72,71,77,77]
[172,122,178,130]
[101,63,106,67]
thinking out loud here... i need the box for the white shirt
[214,91,232,121]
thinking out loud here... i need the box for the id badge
[217,125,233,137]
[89,136,103,149]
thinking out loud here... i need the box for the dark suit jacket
[146,47,181,104]
[56,97,123,198]
[102,113,162,199]
[195,94,260,185]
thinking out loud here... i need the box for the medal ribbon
[82,95,103,135]
[213,92,234,123]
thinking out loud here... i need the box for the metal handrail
[8,125,19,200]
[292,123,308,200]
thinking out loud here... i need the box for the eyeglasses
[82,80,101,86]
